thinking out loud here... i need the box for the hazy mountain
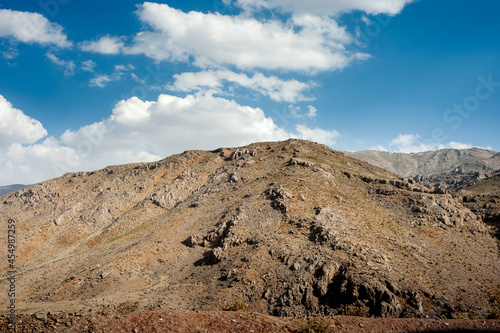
[0,140,498,319]
[347,148,500,190]
[0,184,30,196]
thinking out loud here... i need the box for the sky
[0,0,499,185]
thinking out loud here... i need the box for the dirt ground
[1,310,499,333]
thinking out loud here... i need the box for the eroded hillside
[1,139,498,319]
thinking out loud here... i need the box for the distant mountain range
[347,148,500,190]
[0,184,30,196]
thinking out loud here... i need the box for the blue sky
[0,0,499,185]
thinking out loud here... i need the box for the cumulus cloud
[0,93,340,185]
[0,94,47,147]
[169,70,316,103]
[60,93,290,159]
[120,3,368,73]
[292,124,339,145]
[0,9,71,48]
[231,0,414,15]
[45,53,76,76]
[80,35,125,54]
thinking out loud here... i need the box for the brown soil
[2,310,499,333]
[1,139,499,320]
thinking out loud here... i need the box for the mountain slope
[347,148,500,190]
[347,148,500,177]
[0,139,498,319]
[460,172,500,239]
[0,184,30,196]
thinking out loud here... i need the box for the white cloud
[231,0,414,15]
[0,94,47,147]
[369,145,388,151]
[121,3,367,73]
[131,73,146,84]
[1,44,19,60]
[80,35,125,54]
[0,93,340,185]
[390,133,420,148]
[89,64,135,88]
[81,60,96,72]
[115,64,135,72]
[292,124,339,145]
[388,134,474,153]
[306,105,317,119]
[446,142,474,150]
[46,53,76,76]
[54,93,292,178]
[0,9,71,48]
[89,74,112,88]
[169,70,316,103]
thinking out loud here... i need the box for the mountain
[0,139,498,319]
[347,148,500,190]
[464,170,500,196]
[0,184,30,196]
[460,172,500,239]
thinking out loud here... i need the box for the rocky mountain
[347,148,500,190]
[0,184,30,196]
[460,172,500,240]
[1,139,499,320]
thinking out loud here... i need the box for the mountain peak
[1,140,499,319]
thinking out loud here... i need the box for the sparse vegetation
[298,317,330,333]
[1,139,499,320]
[220,298,247,312]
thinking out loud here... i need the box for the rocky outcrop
[0,139,498,320]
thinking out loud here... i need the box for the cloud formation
[0,9,71,48]
[169,70,316,103]
[81,2,368,73]
[0,93,339,185]
[89,64,135,88]
[293,125,339,145]
[80,35,125,54]
[0,95,47,146]
[371,133,477,153]
[230,0,414,15]
[46,53,76,76]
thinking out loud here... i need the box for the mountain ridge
[1,139,498,319]
[346,148,500,190]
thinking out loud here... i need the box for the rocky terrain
[459,172,500,240]
[0,184,30,196]
[347,148,500,190]
[1,139,499,327]
[2,310,499,332]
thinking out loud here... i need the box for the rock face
[0,139,499,319]
[347,148,500,191]
[460,173,500,240]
